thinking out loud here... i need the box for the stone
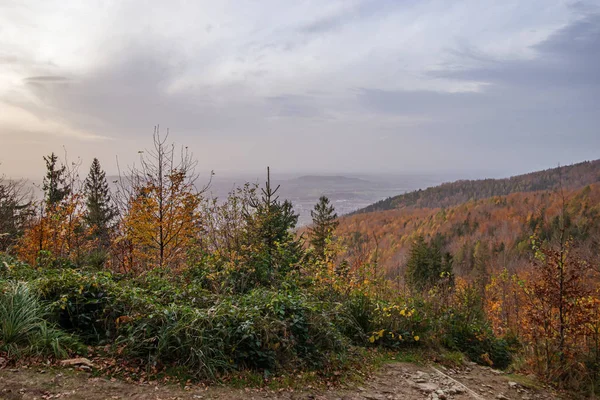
[60,358,95,369]
[416,382,439,393]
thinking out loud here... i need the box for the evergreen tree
[84,158,117,246]
[244,167,302,284]
[405,235,452,292]
[309,195,338,260]
[472,240,491,296]
[42,153,70,207]
[0,177,33,251]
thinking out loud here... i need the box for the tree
[113,129,208,272]
[0,173,33,252]
[84,158,117,246]
[42,153,70,208]
[309,196,339,260]
[241,167,302,285]
[17,153,88,267]
[405,235,452,292]
[473,240,491,296]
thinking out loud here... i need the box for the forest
[0,133,599,396]
[355,160,600,213]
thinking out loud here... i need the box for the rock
[496,394,510,400]
[416,382,439,393]
[362,394,386,400]
[60,358,95,369]
[508,381,519,389]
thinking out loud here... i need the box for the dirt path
[0,362,560,400]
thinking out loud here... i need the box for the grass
[0,281,82,358]
[505,373,546,391]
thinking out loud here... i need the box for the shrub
[34,269,121,343]
[0,281,82,358]
[441,284,512,369]
[116,289,348,379]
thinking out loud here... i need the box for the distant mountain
[288,175,374,186]
[353,160,600,214]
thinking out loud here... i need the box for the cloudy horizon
[1,0,599,179]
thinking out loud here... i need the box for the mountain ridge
[352,159,600,214]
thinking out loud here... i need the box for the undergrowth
[0,253,513,382]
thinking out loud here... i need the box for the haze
[1,0,599,179]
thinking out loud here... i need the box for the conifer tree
[0,174,33,252]
[309,195,338,260]
[42,153,70,207]
[244,167,301,282]
[405,235,452,292]
[84,158,117,245]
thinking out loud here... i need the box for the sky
[0,0,599,179]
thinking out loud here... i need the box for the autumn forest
[1,132,599,396]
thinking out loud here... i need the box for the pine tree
[309,195,338,260]
[244,167,302,283]
[405,235,452,292]
[42,153,70,207]
[84,158,117,246]
[0,177,33,252]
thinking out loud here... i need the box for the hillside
[338,182,600,278]
[354,159,600,214]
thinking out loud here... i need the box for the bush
[117,288,348,379]
[34,268,122,343]
[441,284,512,369]
[0,281,82,358]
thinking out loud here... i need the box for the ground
[0,361,561,400]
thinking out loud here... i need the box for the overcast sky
[0,0,598,179]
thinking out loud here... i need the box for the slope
[354,159,600,214]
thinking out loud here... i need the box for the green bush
[116,288,348,379]
[0,281,82,358]
[442,313,512,369]
[441,285,512,369]
[34,268,121,343]
[0,255,517,380]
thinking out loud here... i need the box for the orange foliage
[112,171,202,273]
[337,184,600,281]
[17,193,94,266]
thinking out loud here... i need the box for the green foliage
[0,281,82,358]
[224,167,303,293]
[84,158,117,248]
[0,177,33,252]
[309,196,339,260]
[119,289,347,379]
[43,152,71,207]
[441,284,513,369]
[405,236,453,293]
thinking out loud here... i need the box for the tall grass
[0,281,81,358]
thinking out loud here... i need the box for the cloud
[433,11,600,89]
[0,102,110,141]
[24,76,71,83]
[0,0,598,178]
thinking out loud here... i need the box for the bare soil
[0,362,561,400]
